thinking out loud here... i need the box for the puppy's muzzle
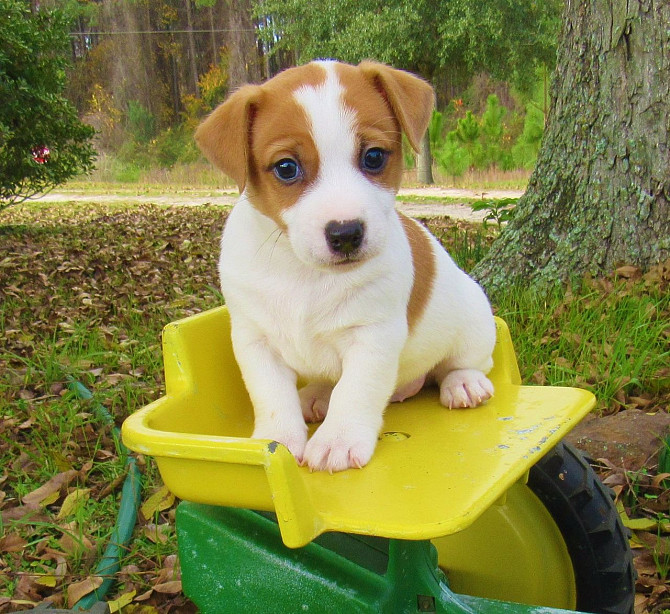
[325,219,365,258]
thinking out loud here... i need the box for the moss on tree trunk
[473,0,669,297]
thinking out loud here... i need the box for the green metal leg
[176,502,582,614]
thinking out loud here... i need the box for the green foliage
[512,104,545,169]
[152,125,201,168]
[455,111,480,144]
[255,0,562,89]
[434,132,471,178]
[126,101,156,145]
[471,198,518,228]
[433,94,543,175]
[428,111,445,153]
[0,1,96,208]
[480,95,505,167]
[198,61,229,111]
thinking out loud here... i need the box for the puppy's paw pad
[252,426,308,463]
[303,430,377,473]
[298,382,333,423]
[440,369,494,409]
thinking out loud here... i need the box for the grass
[0,198,668,611]
[495,279,669,413]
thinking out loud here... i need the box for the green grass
[496,280,669,413]
[0,199,667,610]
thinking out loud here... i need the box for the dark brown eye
[273,158,301,183]
[361,147,388,173]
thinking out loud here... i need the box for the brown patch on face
[335,63,405,192]
[398,213,436,332]
[357,61,435,153]
[196,63,328,228]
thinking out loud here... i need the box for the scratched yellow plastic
[121,306,595,548]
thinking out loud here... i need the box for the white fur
[218,62,495,472]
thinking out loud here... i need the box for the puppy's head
[196,60,434,269]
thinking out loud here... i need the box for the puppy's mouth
[331,254,366,267]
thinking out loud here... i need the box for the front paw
[439,369,494,409]
[253,424,308,463]
[302,424,378,473]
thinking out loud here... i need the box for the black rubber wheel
[528,441,636,614]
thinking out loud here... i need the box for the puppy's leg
[439,368,494,409]
[299,382,332,423]
[303,325,404,472]
[231,324,308,461]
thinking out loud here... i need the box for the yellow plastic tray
[122,307,595,548]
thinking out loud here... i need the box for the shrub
[480,95,506,167]
[151,125,200,168]
[126,100,156,145]
[512,104,545,169]
[434,132,471,179]
[0,1,95,207]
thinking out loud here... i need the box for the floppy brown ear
[195,84,262,192]
[358,61,435,153]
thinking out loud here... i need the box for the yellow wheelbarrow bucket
[122,306,594,549]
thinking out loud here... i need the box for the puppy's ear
[195,84,262,192]
[359,61,435,153]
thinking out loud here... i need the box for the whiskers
[257,226,284,262]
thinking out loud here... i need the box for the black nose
[325,220,365,256]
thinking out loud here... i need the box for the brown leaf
[22,470,78,506]
[0,533,27,553]
[67,576,103,608]
[616,265,642,279]
[152,580,182,594]
[1,504,49,524]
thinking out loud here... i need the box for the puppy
[196,60,496,473]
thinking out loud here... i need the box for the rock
[564,409,670,470]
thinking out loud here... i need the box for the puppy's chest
[242,279,357,380]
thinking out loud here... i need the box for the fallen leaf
[67,576,103,608]
[0,533,27,553]
[152,580,182,594]
[143,523,171,544]
[57,487,91,520]
[34,575,58,588]
[140,485,175,520]
[22,470,78,506]
[108,590,136,612]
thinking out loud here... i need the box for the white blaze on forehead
[293,61,358,172]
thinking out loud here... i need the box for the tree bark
[226,0,262,88]
[417,131,434,184]
[185,0,200,96]
[473,0,669,296]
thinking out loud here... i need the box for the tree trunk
[473,0,669,296]
[209,6,218,66]
[185,0,200,96]
[226,0,262,88]
[417,130,434,184]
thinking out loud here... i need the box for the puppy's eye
[361,147,388,174]
[273,158,302,184]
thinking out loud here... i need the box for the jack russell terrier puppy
[196,60,496,473]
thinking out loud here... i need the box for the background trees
[254,0,561,181]
[38,0,559,183]
[0,1,95,207]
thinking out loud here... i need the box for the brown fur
[398,213,436,332]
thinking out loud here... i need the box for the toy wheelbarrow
[122,307,634,614]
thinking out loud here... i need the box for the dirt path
[34,187,524,222]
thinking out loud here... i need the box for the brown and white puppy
[196,60,496,473]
